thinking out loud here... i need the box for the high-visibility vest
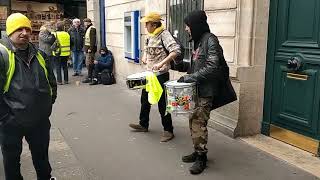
[85,26,95,46]
[0,43,52,95]
[52,31,71,56]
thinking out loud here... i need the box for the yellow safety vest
[85,26,95,46]
[52,31,71,56]
[0,43,52,95]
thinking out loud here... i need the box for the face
[100,50,106,54]
[84,22,91,28]
[73,20,80,28]
[185,25,191,36]
[10,27,31,47]
[145,22,156,33]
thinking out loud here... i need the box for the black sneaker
[72,73,79,76]
[82,78,91,83]
[89,80,99,85]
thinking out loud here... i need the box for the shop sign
[0,6,8,31]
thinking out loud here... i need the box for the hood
[184,10,210,49]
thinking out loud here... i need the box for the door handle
[287,57,302,71]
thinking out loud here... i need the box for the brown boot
[160,131,174,142]
[129,123,148,132]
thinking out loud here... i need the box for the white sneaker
[50,177,57,180]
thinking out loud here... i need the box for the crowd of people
[38,17,114,85]
[0,10,236,180]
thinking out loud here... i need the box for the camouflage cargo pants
[189,97,213,153]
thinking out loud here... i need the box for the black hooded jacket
[0,36,57,129]
[183,10,237,109]
[184,10,211,50]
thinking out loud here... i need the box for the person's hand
[177,76,184,82]
[94,60,98,64]
[177,75,194,83]
[152,62,164,71]
[141,57,147,64]
[88,49,92,53]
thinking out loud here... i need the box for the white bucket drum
[165,80,197,115]
[126,71,152,90]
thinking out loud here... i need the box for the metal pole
[99,0,106,47]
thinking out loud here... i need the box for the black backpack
[100,70,114,85]
[160,33,185,71]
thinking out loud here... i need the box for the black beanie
[184,10,210,49]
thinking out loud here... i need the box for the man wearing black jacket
[0,13,57,180]
[178,10,237,175]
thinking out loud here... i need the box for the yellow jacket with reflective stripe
[85,26,95,46]
[0,43,52,94]
[52,31,71,57]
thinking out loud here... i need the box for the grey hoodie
[39,30,56,56]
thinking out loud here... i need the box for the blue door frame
[99,0,106,47]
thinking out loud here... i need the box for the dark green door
[263,0,320,140]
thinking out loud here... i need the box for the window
[167,0,204,60]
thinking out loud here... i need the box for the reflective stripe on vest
[0,43,52,95]
[53,31,71,56]
[85,26,95,46]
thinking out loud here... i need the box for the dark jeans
[139,72,173,133]
[55,56,69,83]
[0,121,52,180]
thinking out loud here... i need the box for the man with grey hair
[68,18,85,76]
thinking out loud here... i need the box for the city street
[0,76,319,180]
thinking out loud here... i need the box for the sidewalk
[0,127,88,180]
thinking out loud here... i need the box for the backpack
[160,33,185,71]
[100,69,114,85]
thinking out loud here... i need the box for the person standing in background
[68,18,85,76]
[82,18,97,83]
[52,21,71,85]
[39,23,56,71]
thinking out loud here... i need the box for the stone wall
[87,0,271,137]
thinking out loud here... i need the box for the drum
[165,80,197,114]
[126,72,151,90]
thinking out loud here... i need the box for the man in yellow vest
[0,13,57,180]
[52,21,71,85]
[82,18,97,83]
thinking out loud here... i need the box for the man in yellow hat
[129,12,181,142]
[0,13,57,180]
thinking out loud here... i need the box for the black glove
[177,76,185,82]
[183,75,195,83]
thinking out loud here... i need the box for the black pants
[139,72,173,132]
[88,64,94,79]
[0,121,52,180]
[55,56,69,83]
[93,64,111,79]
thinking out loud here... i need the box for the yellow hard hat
[6,13,32,36]
[140,12,163,23]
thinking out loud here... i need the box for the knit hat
[6,13,32,36]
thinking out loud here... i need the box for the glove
[177,76,185,82]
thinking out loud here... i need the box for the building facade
[88,0,320,155]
